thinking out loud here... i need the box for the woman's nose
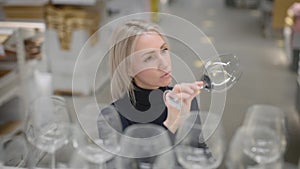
[158,54,169,70]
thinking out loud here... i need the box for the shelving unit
[0,21,45,136]
[0,22,44,104]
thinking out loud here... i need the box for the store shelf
[0,22,45,120]
[0,76,19,107]
[0,68,17,88]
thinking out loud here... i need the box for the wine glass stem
[51,152,55,169]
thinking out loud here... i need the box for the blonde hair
[109,20,167,102]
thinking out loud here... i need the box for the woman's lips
[160,72,171,78]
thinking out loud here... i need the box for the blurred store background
[0,0,299,169]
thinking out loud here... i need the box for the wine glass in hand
[165,54,241,110]
[200,53,241,92]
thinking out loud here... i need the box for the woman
[100,19,203,134]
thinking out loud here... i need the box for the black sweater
[111,84,199,134]
[98,83,209,150]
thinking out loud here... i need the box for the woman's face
[132,31,172,89]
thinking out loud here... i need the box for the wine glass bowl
[116,124,175,169]
[175,112,226,169]
[201,53,242,92]
[242,126,281,165]
[69,125,114,169]
[25,95,71,168]
[243,104,287,154]
[96,105,122,156]
[164,53,241,110]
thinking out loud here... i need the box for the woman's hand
[163,81,204,133]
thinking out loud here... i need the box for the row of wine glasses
[113,111,226,169]
[226,104,287,169]
[24,96,121,169]
[24,95,226,169]
[76,104,226,169]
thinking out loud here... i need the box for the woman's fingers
[173,84,193,94]
[165,81,203,110]
[195,81,204,89]
[173,82,202,95]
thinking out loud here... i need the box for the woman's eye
[144,55,153,62]
[161,47,169,54]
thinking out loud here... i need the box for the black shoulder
[190,98,199,111]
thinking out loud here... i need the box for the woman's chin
[160,78,172,87]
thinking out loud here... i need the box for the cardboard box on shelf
[2,0,49,21]
[51,0,97,5]
[45,2,107,95]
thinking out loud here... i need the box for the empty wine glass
[69,124,114,169]
[226,127,283,169]
[226,127,248,169]
[164,53,241,109]
[116,124,175,169]
[25,95,71,169]
[243,104,287,154]
[96,105,122,156]
[201,53,242,92]
[175,111,226,169]
[242,125,281,165]
[0,133,28,168]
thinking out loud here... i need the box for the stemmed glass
[201,53,242,92]
[0,133,28,168]
[25,95,71,169]
[96,105,122,156]
[164,54,241,109]
[242,125,281,165]
[116,124,175,169]
[69,124,114,169]
[242,104,287,154]
[70,104,122,169]
[226,127,247,169]
[174,111,226,169]
[226,126,282,169]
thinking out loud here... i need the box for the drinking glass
[243,104,287,154]
[0,133,28,168]
[164,54,241,109]
[227,126,283,169]
[25,95,71,169]
[174,111,226,169]
[242,125,281,165]
[226,127,247,169]
[69,124,114,169]
[201,53,242,92]
[116,124,175,169]
[96,105,122,155]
